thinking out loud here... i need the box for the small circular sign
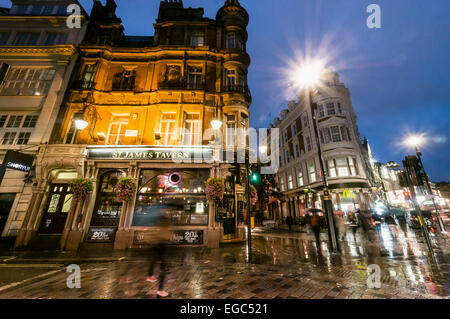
[168,172,181,185]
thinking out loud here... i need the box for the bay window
[328,159,337,178]
[330,126,341,142]
[0,113,38,145]
[326,102,336,115]
[1,68,55,96]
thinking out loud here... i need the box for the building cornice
[0,45,77,58]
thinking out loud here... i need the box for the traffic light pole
[308,89,340,253]
[415,147,447,236]
[245,155,252,263]
[404,159,436,262]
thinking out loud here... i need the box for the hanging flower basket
[205,177,225,203]
[244,185,258,206]
[69,178,94,202]
[115,177,136,202]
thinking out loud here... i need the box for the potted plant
[69,178,94,202]
[116,177,136,202]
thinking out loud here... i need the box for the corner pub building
[14,0,252,251]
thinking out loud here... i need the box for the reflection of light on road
[303,240,309,259]
[380,224,394,257]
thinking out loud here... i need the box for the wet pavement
[0,223,448,299]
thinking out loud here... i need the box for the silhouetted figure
[146,212,172,298]
[310,212,321,250]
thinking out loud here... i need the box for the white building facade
[0,0,87,247]
[272,71,374,219]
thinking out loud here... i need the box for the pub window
[0,68,55,96]
[81,64,97,89]
[190,30,205,46]
[170,28,185,45]
[183,113,201,145]
[106,115,129,145]
[226,114,236,147]
[0,32,10,45]
[337,102,343,114]
[292,123,297,136]
[91,171,126,228]
[133,169,210,227]
[341,126,349,141]
[115,70,136,91]
[159,113,176,145]
[0,113,38,145]
[226,32,236,49]
[6,115,23,128]
[187,66,202,90]
[13,32,40,45]
[64,120,78,144]
[285,150,290,163]
[321,127,331,144]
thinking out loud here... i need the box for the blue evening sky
[2,0,449,181]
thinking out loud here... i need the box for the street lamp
[293,60,340,253]
[73,112,88,131]
[404,134,447,235]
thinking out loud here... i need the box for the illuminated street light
[73,112,88,131]
[405,134,425,149]
[210,119,223,130]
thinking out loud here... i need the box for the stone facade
[0,0,88,245]
[14,0,252,251]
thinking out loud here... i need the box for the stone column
[14,187,40,249]
[21,186,46,247]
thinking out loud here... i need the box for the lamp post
[405,135,447,236]
[294,60,340,253]
[308,88,340,253]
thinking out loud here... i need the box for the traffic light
[403,191,411,201]
[250,165,260,185]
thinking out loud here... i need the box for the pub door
[38,184,73,234]
[0,193,15,236]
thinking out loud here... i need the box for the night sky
[2,0,449,181]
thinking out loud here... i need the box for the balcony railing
[223,85,252,102]
[158,81,205,91]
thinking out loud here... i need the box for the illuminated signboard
[3,150,34,173]
[87,147,213,161]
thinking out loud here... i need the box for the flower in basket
[205,177,225,203]
[244,185,258,206]
[115,177,136,202]
[69,178,94,202]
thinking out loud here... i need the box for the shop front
[15,145,248,251]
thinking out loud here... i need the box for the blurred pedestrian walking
[145,212,172,298]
